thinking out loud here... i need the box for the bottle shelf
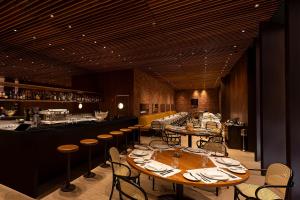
[0,99,99,103]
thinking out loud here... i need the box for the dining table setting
[126,144,249,200]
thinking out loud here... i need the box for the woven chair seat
[236,183,281,200]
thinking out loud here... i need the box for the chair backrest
[206,121,218,130]
[265,163,293,198]
[202,142,227,156]
[117,177,148,200]
[109,147,121,163]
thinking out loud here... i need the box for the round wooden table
[127,150,249,199]
[166,127,214,147]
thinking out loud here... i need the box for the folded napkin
[139,160,181,177]
[128,150,154,160]
[209,157,247,171]
[187,167,241,182]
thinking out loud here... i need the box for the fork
[197,173,211,182]
[160,169,173,175]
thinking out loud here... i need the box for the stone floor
[41,136,263,200]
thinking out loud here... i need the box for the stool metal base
[83,171,96,178]
[61,183,76,192]
[100,162,110,168]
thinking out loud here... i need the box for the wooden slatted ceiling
[0,0,280,88]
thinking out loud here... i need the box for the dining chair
[161,128,181,146]
[116,176,148,200]
[199,141,228,196]
[196,135,224,149]
[109,147,140,200]
[234,163,294,200]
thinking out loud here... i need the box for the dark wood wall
[260,22,286,169]
[221,54,248,123]
[286,0,300,198]
[72,69,134,118]
[175,89,219,113]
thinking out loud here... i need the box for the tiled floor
[41,136,263,200]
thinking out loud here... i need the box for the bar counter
[0,117,138,197]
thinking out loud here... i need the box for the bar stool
[80,139,98,178]
[134,124,144,144]
[128,126,138,145]
[57,144,79,192]
[97,134,113,168]
[120,128,132,149]
[109,131,124,151]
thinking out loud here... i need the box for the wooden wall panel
[133,69,175,116]
[286,0,300,198]
[260,23,286,169]
[221,54,248,123]
[175,89,219,113]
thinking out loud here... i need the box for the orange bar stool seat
[57,144,79,192]
[120,128,132,148]
[80,139,98,178]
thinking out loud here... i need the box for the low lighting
[118,102,124,110]
[78,103,83,109]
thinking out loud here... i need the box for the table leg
[188,135,192,147]
[176,184,183,200]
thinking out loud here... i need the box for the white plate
[153,144,170,149]
[228,166,246,174]
[216,157,240,166]
[185,147,205,153]
[134,145,149,150]
[144,164,166,172]
[183,173,199,181]
[132,150,149,156]
[201,169,229,181]
[133,158,145,164]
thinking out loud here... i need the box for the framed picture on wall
[140,104,149,115]
[166,104,170,111]
[152,104,159,113]
[160,104,166,112]
[191,98,198,108]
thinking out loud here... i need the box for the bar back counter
[0,117,137,198]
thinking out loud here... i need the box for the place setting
[209,157,248,174]
[141,160,181,177]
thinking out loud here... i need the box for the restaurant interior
[0,0,299,199]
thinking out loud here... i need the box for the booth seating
[138,111,176,131]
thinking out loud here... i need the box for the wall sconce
[78,103,83,109]
[117,102,124,110]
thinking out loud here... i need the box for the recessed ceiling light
[6,55,8,58]
[68,25,72,28]
[81,56,84,59]
[229,53,233,56]
[241,30,245,33]
[72,52,75,55]
[204,56,207,59]
[152,22,156,26]
[254,3,260,8]
[32,36,36,39]
[130,61,132,64]
[233,45,237,48]
[48,43,52,46]
[191,52,195,55]
[204,49,208,52]
[19,58,22,61]
[89,60,92,62]
[103,46,106,49]
[118,54,121,57]
[111,51,114,53]
[13,29,17,32]
[82,34,85,37]
[61,48,64,51]
[94,41,97,43]
[50,14,54,18]
[32,61,34,64]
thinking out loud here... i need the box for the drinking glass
[171,157,179,169]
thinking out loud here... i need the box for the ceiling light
[103,46,106,49]
[72,52,75,55]
[32,36,36,39]
[94,41,97,43]
[6,55,8,58]
[13,29,17,32]
[48,43,52,46]
[61,48,64,51]
[111,51,114,53]
[254,3,260,8]
[32,61,34,64]
[81,56,84,59]
[82,34,85,37]
[19,58,22,61]
[241,30,245,33]
[229,53,233,56]
[233,45,237,48]
[118,54,121,57]
[68,25,72,28]
[50,14,54,18]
